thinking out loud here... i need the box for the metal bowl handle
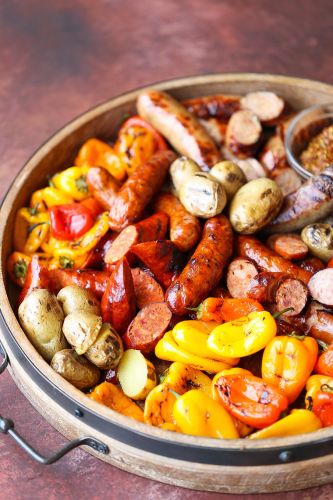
[0,339,109,464]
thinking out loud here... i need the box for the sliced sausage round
[226,257,259,298]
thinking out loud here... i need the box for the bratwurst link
[166,215,233,315]
[137,90,222,170]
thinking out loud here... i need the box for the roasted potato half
[85,323,124,370]
[18,289,67,362]
[57,286,101,316]
[62,311,102,355]
[301,223,333,262]
[51,349,100,390]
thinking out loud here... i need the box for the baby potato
[229,178,283,234]
[51,349,100,390]
[57,286,101,316]
[85,323,123,370]
[118,349,157,400]
[301,224,333,262]
[63,311,102,355]
[210,161,246,200]
[179,172,227,218]
[170,156,200,193]
[18,289,67,362]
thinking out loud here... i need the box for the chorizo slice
[240,91,285,125]
[86,167,120,210]
[137,90,221,170]
[131,240,184,289]
[131,268,164,309]
[123,302,172,353]
[182,94,240,120]
[225,109,262,159]
[226,257,259,298]
[104,212,169,264]
[266,234,308,260]
[153,192,201,251]
[108,150,176,232]
[166,215,233,315]
[237,235,312,284]
[101,257,136,334]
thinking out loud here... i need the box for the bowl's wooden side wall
[1,74,333,493]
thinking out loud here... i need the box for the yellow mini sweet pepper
[207,311,277,358]
[52,166,90,201]
[173,389,239,439]
[30,186,73,208]
[305,374,333,409]
[248,409,322,439]
[144,382,178,430]
[13,208,50,254]
[172,320,239,366]
[164,362,212,396]
[155,331,233,374]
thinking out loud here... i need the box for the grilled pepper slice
[164,362,212,395]
[155,331,233,374]
[173,389,239,438]
[144,382,178,430]
[207,311,276,358]
[75,138,127,181]
[248,409,322,439]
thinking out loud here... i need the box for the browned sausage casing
[86,167,120,210]
[182,95,240,121]
[137,90,222,170]
[237,235,312,284]
[131,268,164,309]
[166,215,233,315]
[153,192,201,252]
[108,150,176,231]
[247,271,309,316]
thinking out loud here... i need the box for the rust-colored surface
[1,0,333,498]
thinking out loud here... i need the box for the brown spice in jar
[300,124,333,174]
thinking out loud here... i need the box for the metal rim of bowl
[1,73,333,466]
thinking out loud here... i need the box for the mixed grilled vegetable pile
[8,89,333,439]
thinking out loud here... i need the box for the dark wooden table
[1,0,333,498]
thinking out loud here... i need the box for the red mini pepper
[315,345,333,377]
[49,203,94,241]
[119,116,168,152]
[312,385,333,427]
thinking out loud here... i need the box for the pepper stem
[272,307,295,319]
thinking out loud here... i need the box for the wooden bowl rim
[1,72,333,452]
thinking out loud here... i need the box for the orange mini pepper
[89,381,144,422]
[262,335,318,403]
[315,345,333,377]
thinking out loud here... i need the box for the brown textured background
[1,0,333,498]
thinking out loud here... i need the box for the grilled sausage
[108,150,176,231]
[131,240,184,289]
[51,269,110,298]
[166,215,233,315]
[226,258,259,298]
[104,212,169,264]
[266,234,308,260]
[259,134,288,173]
[199,118,227,146]
[137,90,221,170]
[270,167,302,197]
[123,302,172,353]
[234,158,266,181]
[153,192,201,251]
[225,109,262,159]
[247,272,309,316]
[237,235,312,284]
[299,257,325,274]
[306,302,333,344]
[86,167,120,210]
[240,91,285,126]
[101,257,136,334]
[131,268,164,309]
[266,167,333,233]
[182,94,240,120]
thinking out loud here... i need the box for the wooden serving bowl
[1,74,333,494]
